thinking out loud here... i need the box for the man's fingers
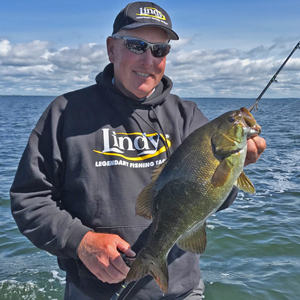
[106,237,135,280]
[94,267,122,284]
[245,136,266,166]
[90,255,127,283]
[99,267,125,283]
[77,232,135,284]
[247,138,258,159]
[253,135,267,155]
[110,254,130,277]
[115,237,136,258]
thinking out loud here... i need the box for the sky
[1,0,300,98]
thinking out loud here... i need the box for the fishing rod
[249,40,300,112]
[110,283,129,300]
[110,281,139,300]
[109,255,137,300]
[110,40,300,300]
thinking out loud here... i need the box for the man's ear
[106,37,115,63]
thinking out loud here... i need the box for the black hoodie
[10,63,236,299]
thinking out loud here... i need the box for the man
[10,2,266,300]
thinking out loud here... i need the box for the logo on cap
[137,7,167,22]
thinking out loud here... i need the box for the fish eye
[227,116,235,123]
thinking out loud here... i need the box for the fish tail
[126,251,168,294]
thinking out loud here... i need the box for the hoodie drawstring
[128,104,171,159]
[150,106,171,158]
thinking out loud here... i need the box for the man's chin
[133,85,155,99]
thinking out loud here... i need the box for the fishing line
[249,40,300,112]
[250,98,299,129]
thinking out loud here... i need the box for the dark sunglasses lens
[124,38,170,57]
[152,44,170,57]
[125,39,148,54]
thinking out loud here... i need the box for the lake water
[0,96,299,299]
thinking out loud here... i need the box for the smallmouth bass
[126,107,261,293]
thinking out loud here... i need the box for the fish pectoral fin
[211,157,233,188]
[136,160,169,219]
[177,222,207,254]
[136,181,155,219]
[236,171,256,194]
[151,160,168,181]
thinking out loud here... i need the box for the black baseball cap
[112,2,179,40]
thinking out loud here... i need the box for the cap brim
[119,23,179,40]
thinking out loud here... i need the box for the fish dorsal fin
[177,222,207,254]
[236,171,255,194]
[136,161,168,220]
[211,157,233,188]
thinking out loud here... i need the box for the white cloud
[166,39,300,98]
[0,39,11,56]
[0,38,299,97]
[0,39,109,95]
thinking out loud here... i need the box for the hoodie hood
[95,63,173,107]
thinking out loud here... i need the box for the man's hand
[245,136,266,166]
[77,231,136,284]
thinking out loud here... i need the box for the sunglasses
[112,36,171,58]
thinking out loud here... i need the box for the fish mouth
[240,107,261,137]
[221,131,240,144]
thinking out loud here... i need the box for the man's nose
[140,48,154,66]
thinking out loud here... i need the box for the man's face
[107,27,169,99]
